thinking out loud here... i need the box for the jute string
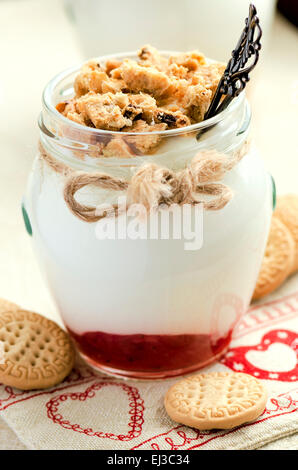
[38,140,249,223]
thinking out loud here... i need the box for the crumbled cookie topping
[76,92,132,130]
[57,45,225,156]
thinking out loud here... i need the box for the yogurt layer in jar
[24,47,273,378]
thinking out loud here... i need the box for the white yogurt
[25,145,272,336]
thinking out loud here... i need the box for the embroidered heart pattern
[221,329,298,381]
[46,381,144,441]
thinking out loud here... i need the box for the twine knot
[39,141,248,223]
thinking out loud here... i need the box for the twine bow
[39,142,248,223]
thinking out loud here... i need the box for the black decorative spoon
[204,3,262,121]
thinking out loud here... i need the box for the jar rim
[41,50,244,138]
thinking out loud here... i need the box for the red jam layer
[68,328,232,374]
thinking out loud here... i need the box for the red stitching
[46,381,144,441]
[234,312,298,340]
[0,365,101,410]
[233,292,298,339]
[0,292,296,447]
[187,408,297,450]
[0,378,96,411]
[131,408,297,450]
[0,386,27,405]
[249,291,298,312]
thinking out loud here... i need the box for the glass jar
[24,52,273,379]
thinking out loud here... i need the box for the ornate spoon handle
[204,3,262,120]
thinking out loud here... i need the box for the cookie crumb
[55,45,226,155]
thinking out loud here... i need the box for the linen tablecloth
[0,276,297,450]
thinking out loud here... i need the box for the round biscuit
[274,194,298,272]
[164,372,267,430]
[0,309,75,390]
[0,299,20,314]
[253,216,295,300]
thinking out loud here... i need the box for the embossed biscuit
[0,298,20,314]
[164,372,267,430]
[253,216,295,300]
[0,310,75,390]
[274,194,298,272]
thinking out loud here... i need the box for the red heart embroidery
[222,329,298,381]
[46,381,144,441]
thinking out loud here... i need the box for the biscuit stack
[253,194,298,300]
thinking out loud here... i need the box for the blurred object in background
[278,0,298,27]
[64,0,277,60]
